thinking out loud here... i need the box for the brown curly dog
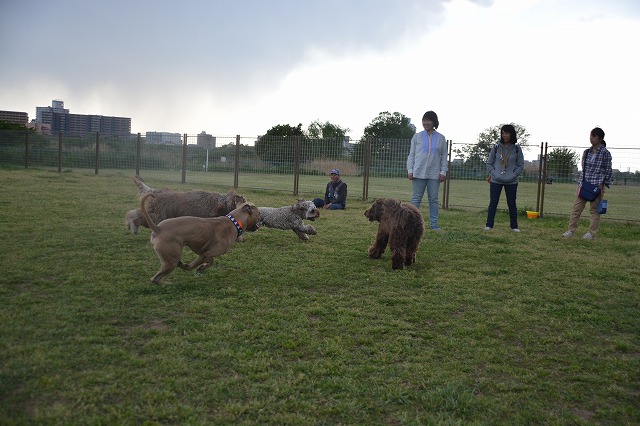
[364,198,425,270]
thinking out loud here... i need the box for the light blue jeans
[411,178,440,228]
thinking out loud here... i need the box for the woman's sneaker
[562,230,574,238]
[582,232,594,240]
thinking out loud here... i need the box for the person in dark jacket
[484,124,525,232]
[313,169,347,210]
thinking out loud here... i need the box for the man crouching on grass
[313,169,347,210]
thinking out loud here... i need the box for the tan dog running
[125,176,246,235]
[140,193,260,284]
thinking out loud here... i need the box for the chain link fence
[1,130,638,221]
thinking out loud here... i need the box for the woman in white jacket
[406,111,448,230]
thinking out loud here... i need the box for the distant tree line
[0,120,32,131]
[6,117,638,184]
[254,115,632,183]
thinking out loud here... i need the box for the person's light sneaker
[512,228,521,233]
[582,232,595,240]
[484,226,492,231]
[562,230,574,238]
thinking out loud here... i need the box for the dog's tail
[133,175,155,197]
[140,193,160,234]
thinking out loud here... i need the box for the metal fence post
[536,142,543,213]
[135,133,141,176]
[293,137,301,196]
[58,132,62,173]
[181,133,187,183]
[362,138,371,201]
[233,135,240,189]
[95,132,100,175]
[443,139,452,209]
[539,142,549,217]
[24,131,29,169]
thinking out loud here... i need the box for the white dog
[257,200,320,240]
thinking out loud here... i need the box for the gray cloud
[1,0,494,99]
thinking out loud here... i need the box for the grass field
[1,169,639,424]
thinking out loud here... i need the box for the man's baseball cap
[330,169,340,175]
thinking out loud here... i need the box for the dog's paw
[196,263,212,274]
[125,218,138,235]
[295,231,310,240]
[368,249,383,259]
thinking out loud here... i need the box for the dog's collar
[226,214,243,236]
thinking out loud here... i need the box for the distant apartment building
[145,131,182,145]
[197,131,216,149]
[35,100,131,137]
[0,110,29,126]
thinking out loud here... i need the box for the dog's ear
[383,198,399,208]
[241,203,254,214]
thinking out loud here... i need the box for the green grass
[1,169,639,424]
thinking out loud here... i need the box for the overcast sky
[1,0,638,170]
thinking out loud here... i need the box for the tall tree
[263,123,305,137]
[354,111,416,166]
[255,123,304,163]
[455,122,531,163]
[306,120,349,161]
[306,120,349,139]
[362,111,416,139]
[547,147,579,180]
[0,120,29,130]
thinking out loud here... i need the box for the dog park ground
[1,169,638,424]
